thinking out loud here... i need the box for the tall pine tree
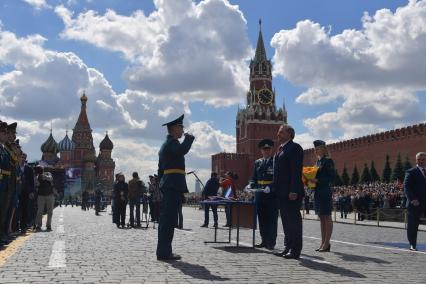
[370,161,380,182]
[341,165,350,186]
[391,153,405,182]
[360,163,371,184]
[403,155,412,172]
[351,165,360,185]
[382,154,392,183]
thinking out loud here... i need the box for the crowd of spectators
[330,181,405,220]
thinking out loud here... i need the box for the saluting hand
[184,133,194,139]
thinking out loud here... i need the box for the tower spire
[254,18,267,62]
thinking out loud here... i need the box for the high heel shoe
[318,244,331,252]
[315,247,321,251]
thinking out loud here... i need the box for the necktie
[422,168,426,179]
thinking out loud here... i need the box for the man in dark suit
[404,152,426,251]
[156,114,194,261]
[273,124,304,259]
[201,172,220,228]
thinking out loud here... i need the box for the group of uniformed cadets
[0,121,38,250]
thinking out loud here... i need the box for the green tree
[360,163,372,184]
[351,165,360,185]
[341,165,350,186]
[382,154,392,183]
[403,155,412,172]
[334,169,343,186]
[370,161,380,182]
[391,153,405,182]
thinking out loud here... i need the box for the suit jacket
[158,134,194,193]
[404,167,426,208]
[273,140,305,200]
[203,177,220,198]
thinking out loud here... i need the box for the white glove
[263,186,270,194]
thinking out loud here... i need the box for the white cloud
[55,0,252,106]
[272,0,426,143]
[23,0,51,10]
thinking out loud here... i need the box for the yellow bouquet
[302,166,319,189]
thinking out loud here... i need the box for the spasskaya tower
[212,20,287,190]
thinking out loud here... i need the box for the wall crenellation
[318,123,426,152]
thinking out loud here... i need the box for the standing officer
[2,123,17,242]
[156,114,194,261]
[250,139,278,250]
[273,124,304,259]
[404,152,426,251]
[0,121,12,247]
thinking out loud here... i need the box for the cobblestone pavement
[1,205,426,283]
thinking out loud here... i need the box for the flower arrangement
[302,166,319,189]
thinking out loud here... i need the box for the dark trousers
[203,203,218,226]
[17,193,29,231]
[278,198,303,254]
[157,190,181,257]
[115,200,127,227]
[407,205,426,247]
[256,192,278,247]
[129,199,141,226]
[0,184,13,238]
[177,202,183,229]
[225,205,231,226]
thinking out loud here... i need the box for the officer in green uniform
[250,139,278,250]
[0,121,12,247]
[156,114,194,261]
[0,122,17,244]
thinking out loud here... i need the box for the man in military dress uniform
[156,114,194,261]
[1,123,17,244]
[250,139,278,250]
[0,121,12,247]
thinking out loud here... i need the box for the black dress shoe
[274,247,290,257]
[409,245,417,251]
[265,245,275,250]
[157,254,182,261]
[200,224,208,228]
[284,252,300,259]
[254,243,266,248]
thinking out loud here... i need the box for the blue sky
[1,0,425,187]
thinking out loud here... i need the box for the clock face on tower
[257,89,273,105]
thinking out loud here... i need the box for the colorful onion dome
[40,132,58,153]
[58,133,75,152]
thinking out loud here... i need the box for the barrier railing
[302,207,426,231]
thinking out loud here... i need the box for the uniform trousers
[157,190,181,257]
[255,192,278,247]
